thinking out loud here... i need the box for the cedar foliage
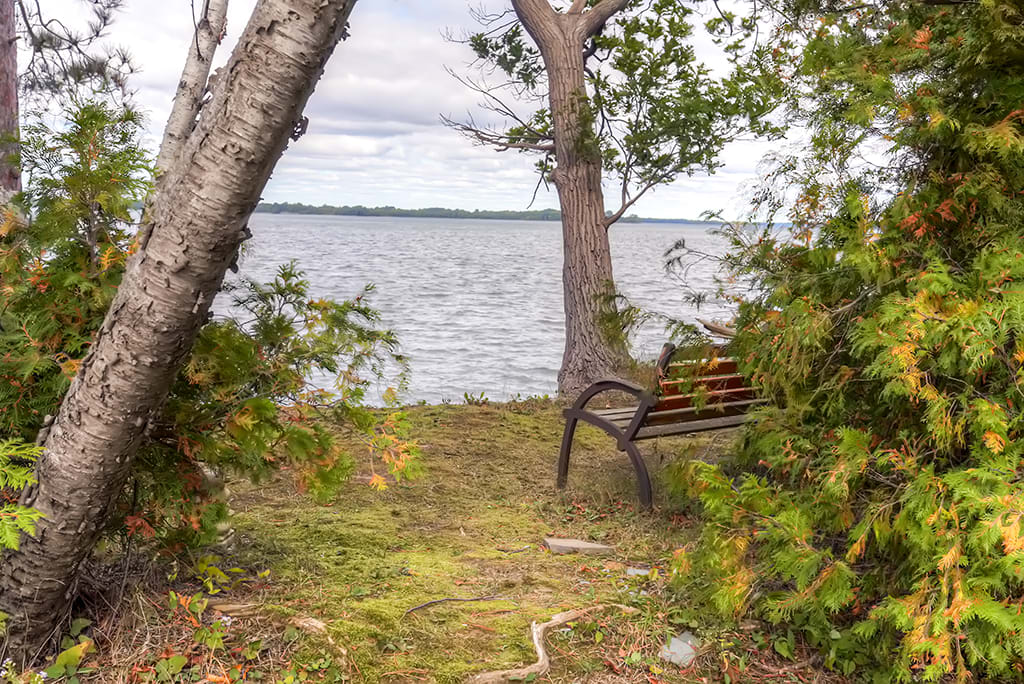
[1,101,416,548]
[670,1,1024,680]
[0,441,42,552]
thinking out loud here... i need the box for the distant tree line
[254,201,657,222]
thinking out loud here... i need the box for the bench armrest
[571,377,654,411]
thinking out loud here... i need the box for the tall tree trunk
[546,35,618,397]
[0,0,358,662]
[511,0,630,396]
[0,0,18,204]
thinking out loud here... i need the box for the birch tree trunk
[0,0,18,204]
[139,0,228,252]
[511,0,630,396]
[155,0,229,176]
[0,0,358,661]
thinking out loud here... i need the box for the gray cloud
[39,0,780,219]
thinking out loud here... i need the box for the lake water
[230,214,735,404]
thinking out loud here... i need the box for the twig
[497,545,530,554]
[468,604,639,683]
[403,595,508,617]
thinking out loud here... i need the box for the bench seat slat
[634,413,750,440]
[593,387,753,413]
[592,392,749,419]
[592,388,758,419]
[592,407,643,420]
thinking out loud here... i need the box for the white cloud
[33,0,785,219]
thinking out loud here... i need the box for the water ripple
[223,215,735,404]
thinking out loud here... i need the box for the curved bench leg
[624,441,653,510]
[557,415,579,490]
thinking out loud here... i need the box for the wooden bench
[557,343,763,509]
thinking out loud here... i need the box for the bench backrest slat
[666,358,739,375]
[659,372,747,394]
[644,397,764,426]
[651,342,758,420]
[652,386,758,413]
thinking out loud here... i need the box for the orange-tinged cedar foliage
[669,1,1024,681]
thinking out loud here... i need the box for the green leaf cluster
[668,2,1024,680]
[0,440,43,551]
[0,101,149,436]
[463,0,787,210]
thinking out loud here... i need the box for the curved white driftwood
[468,604,638,683]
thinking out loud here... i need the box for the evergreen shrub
[0,101,416,549]
[669,2,1024,680]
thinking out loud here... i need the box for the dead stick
[496,545,530,554]
[404,595,507,617]
[468,604,639,683]
[697,318,737,338]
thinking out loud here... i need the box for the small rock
[626,566,650,577]
[660,631,699,667]
[543,537,615,555]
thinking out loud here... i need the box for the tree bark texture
[511,0,630,396]
[155,0,229,177]
[0,0,357,661]
[0,0,18,204]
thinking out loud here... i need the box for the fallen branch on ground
[496,545,530,554]
[468,604,639,683]
[404,595,509,617]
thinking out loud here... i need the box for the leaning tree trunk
[0,0,19,204]
[511,0,630,396]
[0,0,358,662]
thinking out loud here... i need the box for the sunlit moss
[228,401,718,682]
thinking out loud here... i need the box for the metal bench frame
[557,343,759,509]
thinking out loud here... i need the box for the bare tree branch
[442,114,554,152]
[604,170,673,227]
[568,0,589,14]
[444,66,551,139]
[577,0,630,39]
[527,153,553,207]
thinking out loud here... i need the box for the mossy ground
[226,400,704,683]
[74,401,836,683]
[213,401,827,683]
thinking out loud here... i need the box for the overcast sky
[43,0,778,219]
